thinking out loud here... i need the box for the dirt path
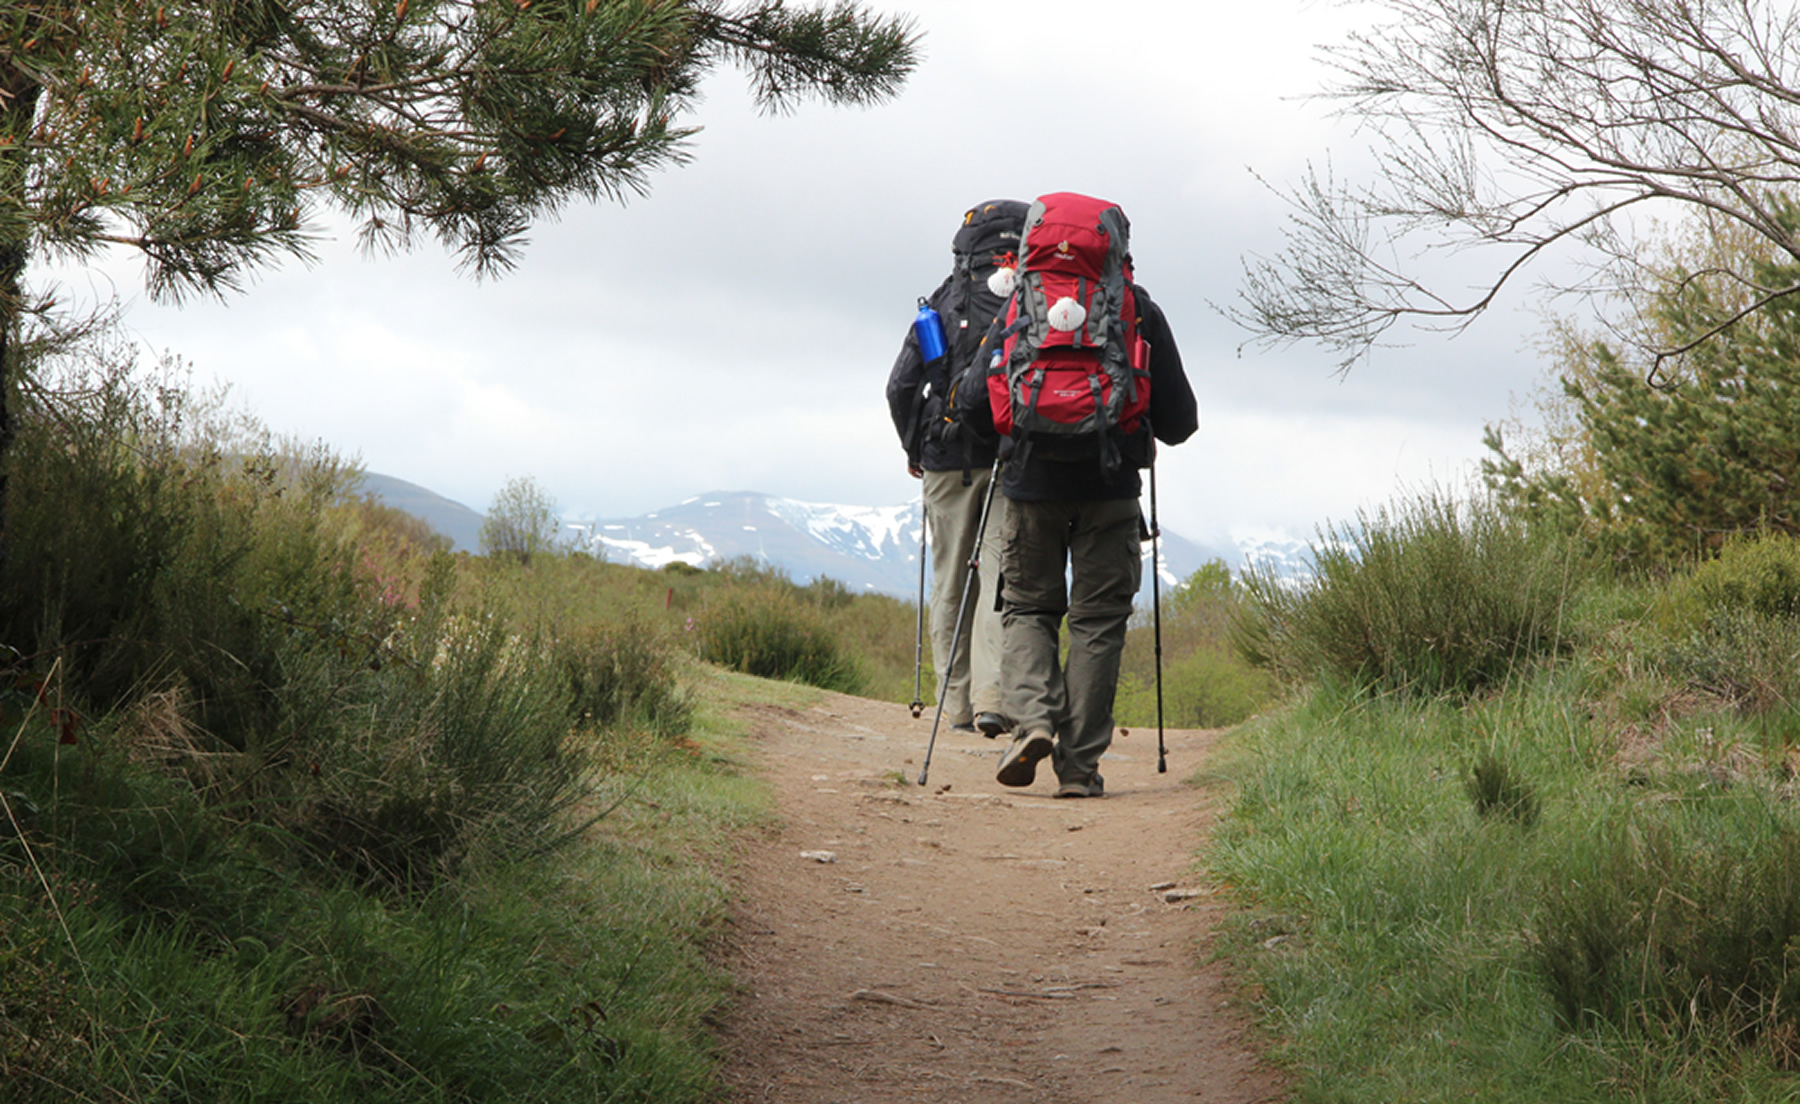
[716,692,1288,1104]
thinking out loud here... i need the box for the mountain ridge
[357,474,1306,601]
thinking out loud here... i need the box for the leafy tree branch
[0,0,919,558]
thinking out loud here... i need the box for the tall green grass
[1,679,764,1103]
[1236,491,1584,696]
[1211,510,1800,1102]
[0,333,760,1101]
[692,585,865,693]
[1644,535,1800,712]
[465,551,917,700]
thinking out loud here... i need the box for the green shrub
[479,475,561,565]
[554,617,694,739]
[289,608,600,891]
[1236,490,1583,696]
[1657,608,1800,711]
[1688,533,1800,619]
[692,587,864,693]
[1115,644,1275,729]
[819,591,920,706]
[707,554,793,588]
[0,324,743,1103]
[3,347,617,893]
[3,347,373,749]
[1537,808,1800,1043]
[1115,561,1277,728]
[1627,535,1800,711]
[462,543,922,710]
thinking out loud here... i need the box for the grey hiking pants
[999,496,1142,787]
[923,468,1007,724]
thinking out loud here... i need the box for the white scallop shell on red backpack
[1046,296,1088,333]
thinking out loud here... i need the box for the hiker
[884,199,1029,737]
[955,193,1197,798]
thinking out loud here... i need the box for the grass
[0,335,809,1103]
[463,552,918,701]
[692,585,865,694]
[1236,490,1583,697]
[1205,505,1800,1102]
[1115,560,1279,729]
[0,662,776,1104]
[1210,682,1620,1102]
[1210,679,1800,1101]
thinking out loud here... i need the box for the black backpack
[914,200,1028,459]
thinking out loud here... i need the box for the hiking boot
[974,712,1012,739]
[995,730,1054,788]
[1054,773,1105,799]
[950,722,977,734]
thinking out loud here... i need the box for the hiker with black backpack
[954,193,1197,798]
[885,200,1029,738]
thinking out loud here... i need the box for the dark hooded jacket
[885,200,1028,473]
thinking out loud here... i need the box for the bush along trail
[715,689,1286,1104]
[0,345,767,1103]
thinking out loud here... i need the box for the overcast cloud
[41,0,1556,549]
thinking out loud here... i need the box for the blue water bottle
[913,298,949,363]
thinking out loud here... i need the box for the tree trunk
[0,83,39,569]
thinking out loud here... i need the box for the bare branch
[1237,0,1800,367]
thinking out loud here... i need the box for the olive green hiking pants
[998,496,1142,788]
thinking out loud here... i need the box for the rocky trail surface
[717,691,1288,1104]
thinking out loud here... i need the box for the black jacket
[953,285,1196,502]
[884,274,1004,474]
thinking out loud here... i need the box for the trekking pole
[1149,444,1168,774]
[917,458,1003,787]
[909,505,926,719]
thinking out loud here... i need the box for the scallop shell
[1047,296,1088,333]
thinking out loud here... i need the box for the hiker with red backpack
[885,200,1030,738]
[954,192,1197,798]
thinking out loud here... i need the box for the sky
[40,0,1559,551]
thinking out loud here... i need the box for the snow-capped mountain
[573,491,926,596]
[356,475,1314,603]
[1231,526,1316,581]
[567,491,1242,604]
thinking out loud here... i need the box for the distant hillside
[356,475,1278,603]
[355,472,485,552]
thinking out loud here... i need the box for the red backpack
[985,192,1151,469]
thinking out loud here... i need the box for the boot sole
[995,732,1053,787]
